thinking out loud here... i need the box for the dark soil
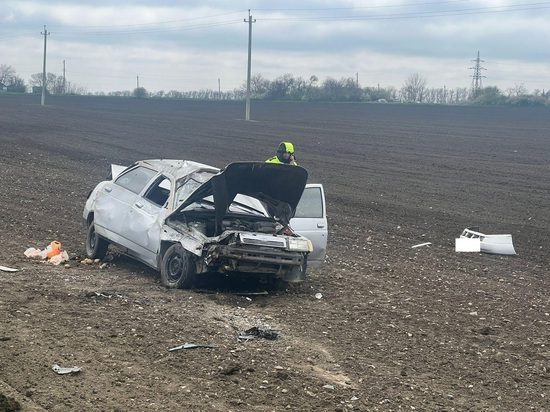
[0,95,549,411]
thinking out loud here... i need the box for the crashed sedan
[83,160,327,288]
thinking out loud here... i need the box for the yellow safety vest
[266,156,283,164]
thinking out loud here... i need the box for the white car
[83,160,327,288]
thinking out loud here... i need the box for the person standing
[266,141,298,165]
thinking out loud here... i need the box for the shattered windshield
[174,171,216,209]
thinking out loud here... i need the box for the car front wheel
[160,244,196,289]
[86,221,109,259]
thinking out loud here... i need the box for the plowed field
[1,95,549,411]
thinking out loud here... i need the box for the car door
[123,176,171,268]
[93,166,157,251]
[290,184,328,267]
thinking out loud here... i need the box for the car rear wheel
[86,221,109,259]
[160,244,196,289]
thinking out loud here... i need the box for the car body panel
[290,184,328,267]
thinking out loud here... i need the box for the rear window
[115,166,157,194]
[294,187,324,218]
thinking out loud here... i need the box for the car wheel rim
[168,255,183,282]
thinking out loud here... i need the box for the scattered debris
[323,384,335,390]
[315,293,323,300]
[455,237,480,252]
[24,241,69,265]
[0,337,12,342]
[99,263,108,269]
[0,265,18,272]
[411,242,432,249]
[237,291,269,296]
[458,228,516,255]
[81,291,124,299]
[80,258,94,265]
[238,327,280,341]
[168,343,215,352]
[52,364,81,375]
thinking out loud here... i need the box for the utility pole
[244,9,255,121]
[41,25,50,106]
[63,60,66,94]
[356,72,359,88]
[469,51,486,96]
[218,78,221,100]
[136,75,140,89]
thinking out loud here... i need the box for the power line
[1,2,548,40]
[260,2,550,21]
[54,20,242,37]
[255,0,475,11]
[67,10,245,29]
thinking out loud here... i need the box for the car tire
[281,255,307,283]
[160,244,196,289]
[86,221,109,259]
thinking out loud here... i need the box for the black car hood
[174,162,308,233]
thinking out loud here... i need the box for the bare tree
[400,73,427,103]
[506,83,528,97]
[29,72,58,90]
[0,64,16,86]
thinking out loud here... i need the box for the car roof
[138,159,219,180]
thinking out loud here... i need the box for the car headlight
[287,238,313,252]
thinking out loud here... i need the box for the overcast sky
[2,0,549,93]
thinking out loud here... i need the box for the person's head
[276,141,295,163]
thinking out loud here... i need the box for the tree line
[0,65,86,95]
[1,64,548,106]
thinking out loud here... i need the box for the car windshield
[174,171,216,208]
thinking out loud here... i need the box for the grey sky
[2,0,549,92]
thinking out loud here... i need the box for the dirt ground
[0,95,548,411]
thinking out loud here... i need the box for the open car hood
[173,162,308,232]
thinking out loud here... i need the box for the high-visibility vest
[265,156,298,165]
[266,156,283,164]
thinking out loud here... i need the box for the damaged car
[83,160,327,288]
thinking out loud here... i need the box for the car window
[174,171,216,207]
[144,176,171,207]
[294,187,324,218]
[115,166,157,194]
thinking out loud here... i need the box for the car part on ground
[457,228,517,255]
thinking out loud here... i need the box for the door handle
[135,202,144,209]
[317,223,325,228]
[104,186,112,193]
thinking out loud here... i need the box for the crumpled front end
[203,232,311,282]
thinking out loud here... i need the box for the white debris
[0,265,18,272]
[458,228,516,255]
[455,237,481,252]
[52,364,81,375]
[315,293,323,300]
[411,242,431,249]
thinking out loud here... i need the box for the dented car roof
[139,159,219,179]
